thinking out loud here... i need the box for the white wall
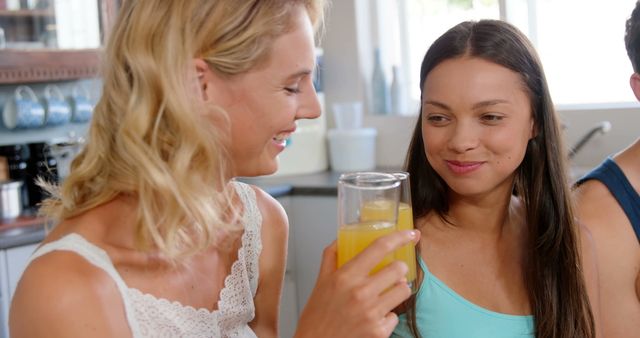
[322,0,368,125]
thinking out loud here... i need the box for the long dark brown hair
[404,20,595,338]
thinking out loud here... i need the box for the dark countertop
[239,170,342,196]
[239,167,403,196]
[0,225,47,250]
[0,168,400,249]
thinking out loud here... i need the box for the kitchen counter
[0,217,48,250]
[239,171,341,196]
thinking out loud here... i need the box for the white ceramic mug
[2,85,45,130]
[67,84,93,123]
[42,84,71,126]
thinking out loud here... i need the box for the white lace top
[27,181,262,338]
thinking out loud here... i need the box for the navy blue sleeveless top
[576,158,640,242]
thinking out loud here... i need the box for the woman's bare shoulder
[9,249,127,337]
[573,180,618,224]
[248,184,288,235]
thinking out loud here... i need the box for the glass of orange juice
[337,172,400,275]
[391,172,418,293]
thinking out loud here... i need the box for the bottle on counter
[371,47,390,115]
[390,65,409,115]
[313,47,324,94]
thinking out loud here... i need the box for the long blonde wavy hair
[40,0,326,259]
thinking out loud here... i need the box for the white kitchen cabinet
[0,243,39,338]
[288,195,337,315]
[276,195,299,338]
[280,271,298,338]
[0,250,6,338]
[276,194,338,338]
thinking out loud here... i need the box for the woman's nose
[296,87,322,120]
[447,121,479,153]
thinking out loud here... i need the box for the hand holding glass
[358,172,417,291]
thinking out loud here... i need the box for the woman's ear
[193,58,211,101]
[529,116,537,140]
[630,73,640,102]
[192,58,232,107]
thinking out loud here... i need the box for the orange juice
[337,221,396,274]
[360,201,417,284]
[360,199,397,221]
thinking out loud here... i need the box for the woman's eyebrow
[284,69,312,81]
[422,100,450,111]
[472,99,509,109]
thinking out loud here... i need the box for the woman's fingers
[366,259,409,294]
[378,312,401,337]
[368,260,413,306]
[318,241,338,277]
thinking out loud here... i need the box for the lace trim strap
[233,181,263,295]
[28,234,142,337]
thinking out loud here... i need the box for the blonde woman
[9,1,417,337]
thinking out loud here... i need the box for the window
[391,0,637,108]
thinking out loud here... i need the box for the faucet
[568,121,612,160]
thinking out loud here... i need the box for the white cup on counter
[332,102,363,130]
[327,128,377,172]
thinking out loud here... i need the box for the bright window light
[399,0,637,107]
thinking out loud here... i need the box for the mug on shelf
[67,84,94,123]
[2,85,45,130]
[41,84,72,126]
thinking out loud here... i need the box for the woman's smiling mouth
[445,160,485,174]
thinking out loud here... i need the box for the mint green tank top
[392,257,535,337]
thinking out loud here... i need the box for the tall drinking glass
[337,172,400,274]
[392,172,418,292]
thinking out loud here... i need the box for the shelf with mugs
[0,0,120,84]
[1,83,93,146]
[3,82,94,120]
